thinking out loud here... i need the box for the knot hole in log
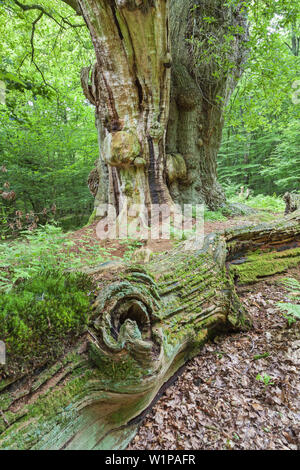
[90,270,163,371]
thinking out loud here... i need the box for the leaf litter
[128,268,300,450]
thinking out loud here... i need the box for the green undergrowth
[229,194,285,213]
[230,248,300,284]
[0,269,95,373]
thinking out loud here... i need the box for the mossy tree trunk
[166,0,249,210]
[1,211,300,450]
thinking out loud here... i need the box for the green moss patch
[0,270,94,374]
[230,248,300,284]
[89,343,144,388]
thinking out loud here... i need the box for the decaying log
[284,192,300,215]
[87,167,100,197]
[0,210,300,450]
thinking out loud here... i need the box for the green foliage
[219,123,300,197]
[253,352,270,360]
[277,277,300,325]
[261,122,300,192]
[219,0,300,198]
[189,1,248,81]
[0,269,94,365]
[0,224,111,292]
[119,238,143,261]
[230,248,300,284]
[228,194,285,213]
[204,210,227,222]
[0,95,97,235]
[256,373,275,390]
[278,303,300,322]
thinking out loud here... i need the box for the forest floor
[69,210,300,450]
[68,210,282,260]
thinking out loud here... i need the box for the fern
[277,303,300,318]
[0,224,111,292]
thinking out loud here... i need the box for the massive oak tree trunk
[80,0,173,224]
[1,210,300,450]
[81,0,249,217]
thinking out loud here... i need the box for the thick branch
[61,0,82,15]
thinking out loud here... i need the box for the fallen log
[0,210,299,450]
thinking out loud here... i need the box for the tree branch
[30,11,43,64]
[12,0,84,28]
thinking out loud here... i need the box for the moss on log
[0,210,300,450]
[226,210,300,284]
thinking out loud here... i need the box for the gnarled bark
[1,211,300,450]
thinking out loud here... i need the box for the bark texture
[81,0,249,216]
[167,0,249,209]
[284,192,300,215]
[1,211,300,450]
[80,0,173,224]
